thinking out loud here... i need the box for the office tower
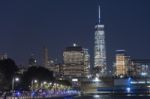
[115,50,130,77]
[63,44,90,78]
[131,59,150,77]
[94,5,106,76]
[43,47,49,68]
[83,49,90,76]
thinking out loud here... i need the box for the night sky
[0,0,150,66]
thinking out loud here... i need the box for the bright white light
[72,78,78,82]
[138,81,145,84]
[126,87,131,93]
[93,95,100,98]
[141,72,147,76]
[34,60,37,63]
[49,82,52,85]
[15,77,19,82]
[93,77,100,82]
[73,43,77,47]
[16,91,21,96]
[34,80,37,83]
[147,86,150,88]
[130,81,137,84]
[120,75,124,78]
[43,81,47,84]
[87,75,91,79]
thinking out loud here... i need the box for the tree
[57,79,71,86]
[21,66,54,90]
[0,58,18,90]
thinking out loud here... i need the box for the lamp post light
[12,77,19,92]
[34,80,37,83]
[31,80,38,91]
[43,81,47,85]
[41,81,47,89]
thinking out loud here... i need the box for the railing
[0,90,80,99]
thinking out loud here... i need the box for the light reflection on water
[93,94,100,98]
[92,94,110,99]
[50,94,150,99]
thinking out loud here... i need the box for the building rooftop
[64,46,83,51]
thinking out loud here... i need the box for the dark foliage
[57,79,71,86]
[21,66,54,90]
[0,59,18,90]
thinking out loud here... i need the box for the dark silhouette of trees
[0,58,18,90]
[57,79,71,86]
[21,66,54,90]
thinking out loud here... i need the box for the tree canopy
[0,58,18,90]
[21,66,54,90]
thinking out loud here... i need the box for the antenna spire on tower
[98,5,101,23]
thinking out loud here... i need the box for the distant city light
[130,81,137,84]
[72,78,78,82]
[16,91,21,96]
[93,77,100,82]
[120,75,124,78]
[141,72,147,76]
[138,81,145,84]
[93,95,100,98]
[87,75,91,79]
[34,80,37,83]
[15,77,19,82]
[126,87,131,93]
[73,43,77,47]
[147,85,150,88]
[130,80,149,84]
[34,60,37,63]
[43,81,47,84]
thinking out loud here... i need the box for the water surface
[49,94,150,99]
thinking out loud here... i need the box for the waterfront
[49,94,150,99]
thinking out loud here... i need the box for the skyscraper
[94,5,106,76]
[83,48,91,76]
[43,47,49,68]
[63,44,90,78]
[115,50,129,76]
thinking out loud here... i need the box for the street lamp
[12,77,20,92]
[31,80,38,91]
[15,78,19,82]
[43,81,47,85]
[34,80,37,83]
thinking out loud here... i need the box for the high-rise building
[43,47,50,68]
[83,49,90,76]
[42,46,59,75]
[115,50,130,77]
[63,44,90,78]
[130,59,150,77]
[94,5,106,76]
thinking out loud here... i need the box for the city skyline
[0,0,150,65]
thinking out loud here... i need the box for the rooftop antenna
[98,5,101,23]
